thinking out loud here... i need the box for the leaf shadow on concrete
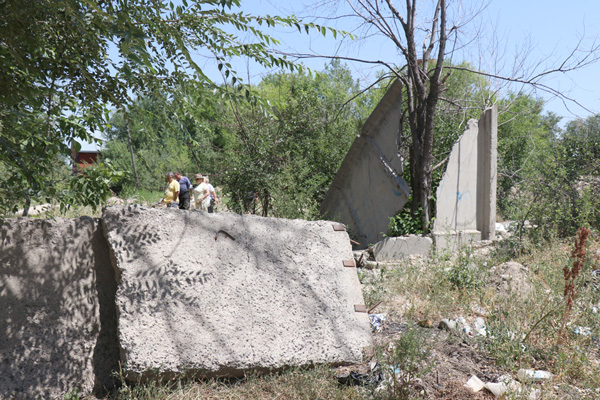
[0,217,119,398]
[102,205,370,381]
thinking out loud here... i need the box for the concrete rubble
[0,206,372,396]
[370,235,432,262]
[103,205,373,380]
[321,77,498,257]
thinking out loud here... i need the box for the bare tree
[280,0,600,231]
[322,0,456,228]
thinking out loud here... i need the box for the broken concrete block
[371,235,432,261]
[320,80,410,248]
[102,205,372,380]
[465,375,485,392]
[0,217,119,398]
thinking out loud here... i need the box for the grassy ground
[86,232,600,400]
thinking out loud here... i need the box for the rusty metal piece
[332,223,346,232]
[215,230,236,241]
[354,304,367,313]
[368,300,382,314]
[343,259,355,268]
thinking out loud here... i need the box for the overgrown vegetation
[95,233,598,399]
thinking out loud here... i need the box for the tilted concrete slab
[433,106,498,251]
[0,218,119,399]
[371,236,432,262]
[102,205,372,380]
[320,79,410,248]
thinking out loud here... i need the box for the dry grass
[88,233,600,399]
[110,366,364,400]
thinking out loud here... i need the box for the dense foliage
[0,0,341,215]
[2,0,598,241]
[103,61,373,218]
[221,61,372,218]
[503,113,600,239]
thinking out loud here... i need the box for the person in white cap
[192,174,210,211]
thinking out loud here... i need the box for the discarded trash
[484,381,507,397]
[465,375,485,392]
[474,317,487,337]
[485,376,521,398]
[456,317,473,336]
[573,326,592,336]
[369,314,386,332]
[439,316,488,337]
[438,319,456,332]
[418,319,433,328]
[337,363,383,386]
[517,369,553,382]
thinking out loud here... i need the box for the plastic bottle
[517,368,553,382]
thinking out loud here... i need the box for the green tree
[221,61,365,218]
[495,94,558,217]
[307,0,599,232]
[102,83,221,192]
[0,0,344,215]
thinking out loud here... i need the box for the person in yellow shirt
[161,172,180,208]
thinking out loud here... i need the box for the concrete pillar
[477,105,497,240]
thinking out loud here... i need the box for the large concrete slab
[102,205,372,380]
[0,217,119,399]
[433,106,497,251]
[320,79,410,248]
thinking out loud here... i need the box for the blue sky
[221,0,600,122]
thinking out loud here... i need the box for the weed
[359,268,388,310]
[446,248,485,290]
[559,227,590,343]
[63,388,80,400]
[387,207,429,236]
[111,366,361,400]
[373,327,431,400]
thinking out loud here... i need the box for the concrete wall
[433,105,498,250]
[320,80,410,247]
[371,236,432,262]
[0,207,371,396]
[0,218,119,399]
[321,80,498,254]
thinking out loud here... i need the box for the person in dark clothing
[175,172,192,210]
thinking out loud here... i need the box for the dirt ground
[336,321,500,399]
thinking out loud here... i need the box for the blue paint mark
[456,190,473,205]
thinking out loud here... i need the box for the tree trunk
[403,0,446,231]
[22,197,31,217]
[124,110,140,189]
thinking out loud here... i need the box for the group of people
[161,172,218,212]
